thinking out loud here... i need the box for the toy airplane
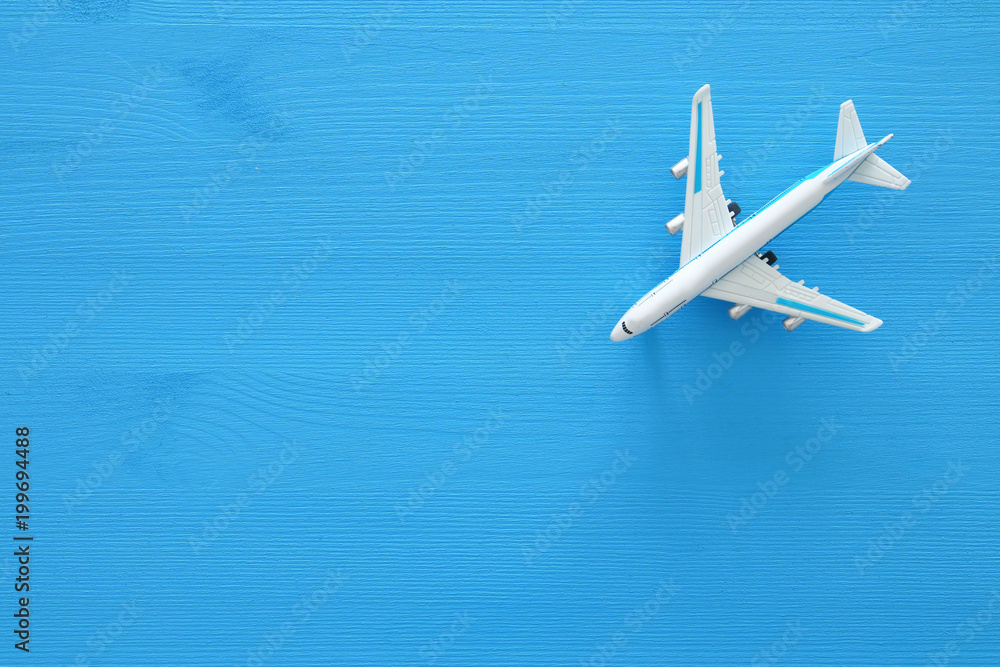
[610,84,909,342]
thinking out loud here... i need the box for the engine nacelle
[783,316,806,332]
[670,157,689,179]
[728,303,752,320]
[666,213,684,235]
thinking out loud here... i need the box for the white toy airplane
[611,84,909,342]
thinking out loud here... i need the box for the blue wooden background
[2,1,999,665]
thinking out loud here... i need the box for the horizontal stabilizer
[848,153,911,190]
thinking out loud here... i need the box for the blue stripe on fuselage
[681,166,835,268]
[679,154,846,268]
[736,164,828,226]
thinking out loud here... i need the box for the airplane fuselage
[612,140,884,341]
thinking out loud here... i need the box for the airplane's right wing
[702,253,882,332]
[679,84,736,267]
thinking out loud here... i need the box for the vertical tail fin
[835,100,867,160]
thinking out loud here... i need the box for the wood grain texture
[2,1,999,664]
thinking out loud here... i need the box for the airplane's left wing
[679,84,736,267]
[702,254,882,332]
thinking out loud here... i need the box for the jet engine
[783,316,806,332]
[670,157,689,179]
[666,213,684,235]
[728,303,751,320]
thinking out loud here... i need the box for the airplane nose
[610,320,629,342]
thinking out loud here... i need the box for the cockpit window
[621,321,633,335]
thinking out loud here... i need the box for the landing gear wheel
[756,250,777,266]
